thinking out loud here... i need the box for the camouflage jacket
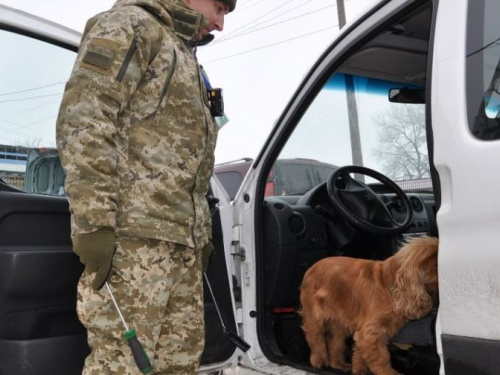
[56,0,217,249]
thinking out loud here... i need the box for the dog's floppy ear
[392,247,434,319]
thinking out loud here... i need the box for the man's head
[183,0,236,41]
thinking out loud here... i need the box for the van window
[270,160,337,196]
[0,30,76,194]
[270,5,433,196]
[274,162,314,196]
[467,0,500,140]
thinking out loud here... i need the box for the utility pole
[336,0,346,27]
[336,0,364,180]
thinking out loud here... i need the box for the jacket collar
[112,0,208,45]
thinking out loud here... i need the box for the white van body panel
[433,0,500,341]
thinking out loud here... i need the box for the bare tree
[21,137,43,149]
[373,105,429,180]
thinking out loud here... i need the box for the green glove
[202,241,215,273]
[73,227,116,290]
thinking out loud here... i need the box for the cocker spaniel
[300,236,439,375]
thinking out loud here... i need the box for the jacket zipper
[153,50,177,115]
[191,53,212,250]
[116,34,138,82]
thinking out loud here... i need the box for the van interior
[254,2,441,374]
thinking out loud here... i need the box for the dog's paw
[310,354,328,369]
[352,363,369,375]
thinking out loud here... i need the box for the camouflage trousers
[77,236,205,375]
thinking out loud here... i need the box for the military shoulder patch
[81,38,120,74]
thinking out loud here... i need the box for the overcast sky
[0,0,378,163]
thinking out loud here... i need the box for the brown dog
[300,236,438,375]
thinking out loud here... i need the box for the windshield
[275,73,430,195]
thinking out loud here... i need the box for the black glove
[202,240,215,273]
[73,227,116,290]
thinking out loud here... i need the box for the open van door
[0,5,239,373]
[228,0,500,374]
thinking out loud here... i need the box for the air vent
[410,197,423,212]
[288,213,306,235]
[274,203,285,210]
[392,197,406,213]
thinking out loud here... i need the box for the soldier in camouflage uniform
[56,0,236,373]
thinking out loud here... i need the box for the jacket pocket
[152,49,177,117]
[116,34,138,83]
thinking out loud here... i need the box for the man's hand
[202,240,215,273]
[73,227,116,290]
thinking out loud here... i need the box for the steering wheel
[326,166,413,235]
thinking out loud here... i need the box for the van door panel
[0,189,88,374]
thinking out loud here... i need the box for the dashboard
[260,182,437,309]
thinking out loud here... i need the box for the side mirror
[389,87,426,104]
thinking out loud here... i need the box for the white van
[0,0,499,374]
